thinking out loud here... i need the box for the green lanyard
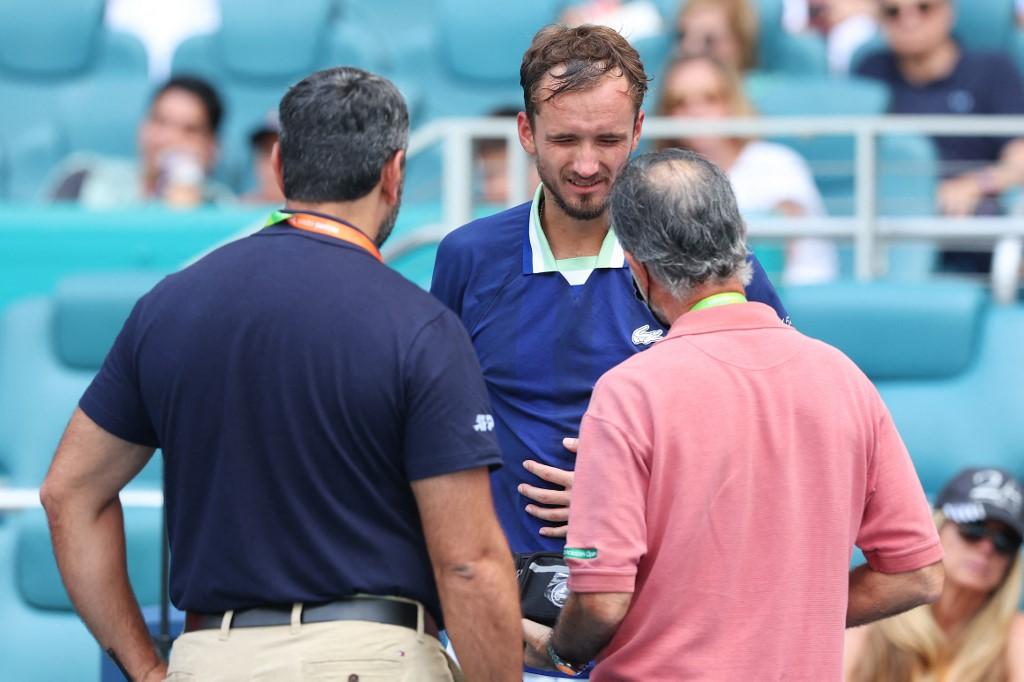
[689,291,747,312]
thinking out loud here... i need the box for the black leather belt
[184,597,438,637]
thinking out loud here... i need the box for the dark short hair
[278,67,409,203]
[611,149,751,297]
[474,105,520,157]
[152,75,224,134]
[520,24,649,123]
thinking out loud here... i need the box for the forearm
[436,551,522,681]
[977,139,1024,192]
[550,592,630,666]
[43,495,161,680]
[997,139,1024,187]
[846,561,943,627]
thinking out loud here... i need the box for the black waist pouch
[514,551,570,626]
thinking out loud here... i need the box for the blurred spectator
[674,0,759,72]
[845,467,1024,681]
[785,0,880,74]
[50,76,233,209]
[855,0,1024,272]
[560,0,665,41]
[658,55,838,284]
[242,111,285,205]
[105,0,220,82]
[472,106,540,206]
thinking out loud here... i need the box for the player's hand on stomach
[519,437,578,538]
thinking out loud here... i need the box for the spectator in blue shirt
[856,0,1024,271]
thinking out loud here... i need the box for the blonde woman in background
[674,0,759,72]
[657,54,838,283]
[846,468,1024,681]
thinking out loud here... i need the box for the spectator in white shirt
[657,55,837,284]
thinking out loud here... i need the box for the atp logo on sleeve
[473,414,495,432]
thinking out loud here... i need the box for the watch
[547,639,587,676]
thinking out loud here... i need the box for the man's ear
[624,251,641,277]
[517,111,537,156]
[271,141,285,197]
[380,149,405,204]
[631,110,645,153]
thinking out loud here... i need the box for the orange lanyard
[265,210,383,262]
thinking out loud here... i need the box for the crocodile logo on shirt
[631,324,664,346]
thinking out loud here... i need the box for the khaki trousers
[166,607,462,682]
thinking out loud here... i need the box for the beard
[374,184,403,248]
[535,161,609,222]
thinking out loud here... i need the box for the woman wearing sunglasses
[845,467,1024,681]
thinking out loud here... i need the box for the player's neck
[539,190,609,260]
[898,39,959,85]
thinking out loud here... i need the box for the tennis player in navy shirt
[41,67,521,682]
[431,25,788,659]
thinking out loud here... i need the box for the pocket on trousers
[302,658,402,681]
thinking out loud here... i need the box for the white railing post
[992,237,1023,305]
[442,122,473,230]
[507,127,531,207]
[854,125,878,282]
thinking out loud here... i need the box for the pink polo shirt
[566,302,943,681]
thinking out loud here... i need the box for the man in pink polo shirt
[523,148,945,680]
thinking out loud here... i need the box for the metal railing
[1,115,1023,514]
[0,488,162,512]
[389,115,1024,302]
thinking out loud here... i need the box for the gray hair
[279,67,408,203]
[610,148,752,299]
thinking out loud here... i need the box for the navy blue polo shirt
[80,217,502,625]
[431,188,789,557]
[856,49,1024,184]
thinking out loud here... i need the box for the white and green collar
[525,184,625,285]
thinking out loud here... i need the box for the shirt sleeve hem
[406,450,503,481]
[565,565,634,593]
[78,397,159,448]
[864,541,944,574]
[568,570,637,593]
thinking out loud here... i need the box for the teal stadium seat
[951,0,1016,53]
[340,0,439,69]
[752,0,828,75]
[0,138,6,200]
[746,74,889,216]
[0,273,165,682]
[171,0,388,192]
[1014,29,1024,85]
[744,73,940,278]
[783,280,1024,497]
[391,0,562,120]
[0,0,150,200]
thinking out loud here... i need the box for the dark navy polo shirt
[431,196,789,557]
[80,220,502,624]
[856,49,1024,184]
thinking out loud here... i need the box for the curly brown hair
[519,24,649,123]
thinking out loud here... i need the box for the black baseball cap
[937,467,1024,539]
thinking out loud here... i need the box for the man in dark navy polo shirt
[856,0,1024,271]
[431,26,788,680]
[40,67,522,682]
